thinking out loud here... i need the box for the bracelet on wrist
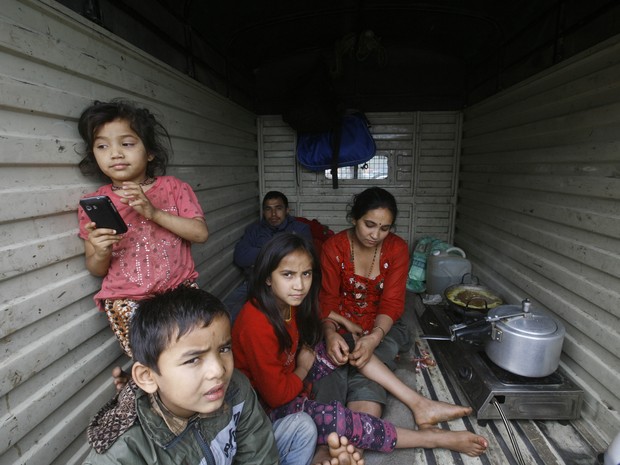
[372,326,386,341]
[322,318,340,331]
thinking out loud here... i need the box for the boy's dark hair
[77,99,170,180]
[347,186,398,225]
[262,191,289,209]
[130,286,230,374]
[249,233,322,352]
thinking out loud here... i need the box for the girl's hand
[114,181,209,244]
[296,345,316,372]
[117,182,157,219]
[339,319,364,337]
[325,312,364,337]
[85,222,121,256]
[83,222,121,276]
[348,334,379,369]
[294,345,316,381]
[325,332,350,365]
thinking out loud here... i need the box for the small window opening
[325,155,388,180]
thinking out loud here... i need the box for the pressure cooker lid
[491,304,559,336]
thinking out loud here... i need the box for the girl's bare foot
[312,445,332,465]
[111,366,130,392]
[419,428,488,457]
[313,433,365,465]
[412,397,473,428]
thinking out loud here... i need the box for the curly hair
[77,99,170,180]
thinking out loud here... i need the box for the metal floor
[362,293,605,465]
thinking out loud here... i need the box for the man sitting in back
[224,191,311,320]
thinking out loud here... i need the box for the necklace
[111,177,156,191]
[350,235,379,279]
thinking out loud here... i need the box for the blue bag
[296,112,376,188]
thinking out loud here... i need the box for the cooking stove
[419,303,584,420]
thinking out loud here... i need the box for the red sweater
[232,301,302,409]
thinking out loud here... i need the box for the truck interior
[2,1,619,464]
[59,0,620,112]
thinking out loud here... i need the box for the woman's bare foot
[417,428,488,457]
[313,433,365,465]
[411,397,472,428]
[112,366,130,392]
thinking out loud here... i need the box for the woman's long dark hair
[347,186,398,224]
[249,233,322,353]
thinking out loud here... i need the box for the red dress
[319,230,409,332]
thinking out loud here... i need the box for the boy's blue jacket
[83,369,279,465]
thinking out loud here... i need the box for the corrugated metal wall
[4,0,618,461]
[0,1,256,464]
[458,34,620,441]
[259,111,462,246]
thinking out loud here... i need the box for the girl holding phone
[76,99,209,357]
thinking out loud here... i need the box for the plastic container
[605,431,620,465]
[426,247,472,296]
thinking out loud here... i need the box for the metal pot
[422,299,565,377]
[444,274,504,318]
[484,300,565,377]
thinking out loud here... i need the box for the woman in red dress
[316,187,454,425]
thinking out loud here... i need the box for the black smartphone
[79,195,128,234]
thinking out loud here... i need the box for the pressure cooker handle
[451,320,492,343]
[419,334,455,341]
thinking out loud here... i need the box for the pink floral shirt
[78,176,204,308]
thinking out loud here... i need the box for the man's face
[263,198,288,227]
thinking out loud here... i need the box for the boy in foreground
[83,287,279,464]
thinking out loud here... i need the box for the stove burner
[444,307,487,325]
[420,303,583,420]
[478,351,563,385]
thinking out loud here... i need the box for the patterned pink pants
[269,342,398,452]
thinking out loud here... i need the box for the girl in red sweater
[232,233,488,462]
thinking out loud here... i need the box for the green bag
[406,237,451,292]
